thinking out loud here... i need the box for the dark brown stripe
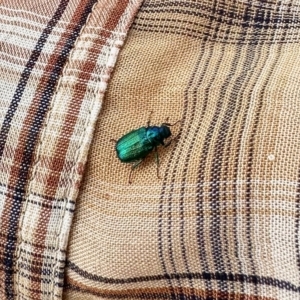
[244,4,290,298]
[0,0,75,297]
[296,168,300,278]
[141,0,294,16]
[165,43,215,292]
[0,189,74,213]
[0,232,64,251]
[135,1,300,44]
[193,14,246,296]
[65,260,300,293]
[230,27,272,298]
[0,0,71,159]
[0,0,98,298]
[133,16,277,41]
[132,25,300,45]
[173,22,228,298]
[218,3,277,292]
[177,39,218,296]
[30,1,131,296]
[157,0,220,295]
[247,17,286,300]
[139,1,299,29]
[208,4,266,293]
[133,19,286,44]
[64,275,277,300]
[0,182,76,204]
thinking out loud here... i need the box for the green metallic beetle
[112,112,180,184]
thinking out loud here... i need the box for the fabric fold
[0,0,142,299]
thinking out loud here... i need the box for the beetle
[111,112,181,184]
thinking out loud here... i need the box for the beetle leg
[164,133,180,147]
[110,138,117,143]
[164,140,172,147]
[146,111,153,127]
[129,160,143,184]
[154,147,161,179]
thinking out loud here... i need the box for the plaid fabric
[0,0,141,299]
[63,0,300,300]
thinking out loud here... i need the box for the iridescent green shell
[116,127,153,163]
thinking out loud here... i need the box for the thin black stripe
[141,0,296,15]
[132,25,300,45]
[208,4,264,294]
[134,16,284,42]
[218,5,268,295]
[139,3,300,29]
[244,4,289,297]
[176,39,218,296]
[65,260,300,293]
[19,198,73,212]
[19,247,66,260]
[136,0,300,46]
[3,0,98,298]
[65,283,271,300]
[0,190,74,212]
[292,1,300,285]
[230,42,268,298]
[0,181,76,204]
[174,22,228,297]
[0,0,70,158]
[11,255,64,267]
[208,40,243,295]
[194,14,245,297]
[65,283,229,300]
[156,20,207,300]
[175,40,216,296]
[231,8,272,294]
[157,0,219,296]
[296,168,300,279]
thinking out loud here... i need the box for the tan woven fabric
[64,0,300,299]
[0,0,141,299]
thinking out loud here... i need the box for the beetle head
[160,125,171,139]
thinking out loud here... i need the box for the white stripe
[0,5,128,35]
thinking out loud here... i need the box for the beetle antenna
[146,111,154,127]
[110,138,117,143]
[162,119,182,127]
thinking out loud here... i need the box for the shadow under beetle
[111,111,181,184]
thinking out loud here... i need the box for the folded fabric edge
[12,0,143,299]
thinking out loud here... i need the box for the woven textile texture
[64,0,300,299]
[0,0,142,299]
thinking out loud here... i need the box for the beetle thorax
[146,126,171,145]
